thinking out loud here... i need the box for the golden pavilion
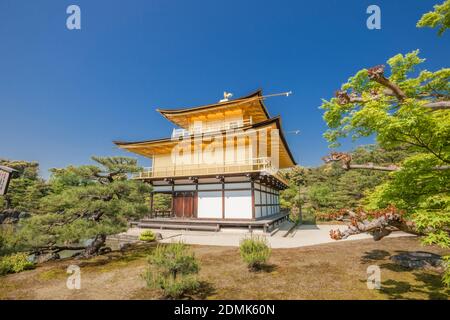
[114,89,296,231]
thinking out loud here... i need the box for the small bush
[0,253,35,276]
[144,242,200,298]
[146,273,200,298]
[139,230,156,242]
[239,236,271,271]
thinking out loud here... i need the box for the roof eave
[114,116,296,167]
[156,89,263,114]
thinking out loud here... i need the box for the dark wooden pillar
[222,180,225,220]
[189,176,198,219]
[251,180,255,220]
[171,187,175,217]
[165,179,174,218]
[194,180,198,218]
[217,175,225,219]
[247,173,256,220]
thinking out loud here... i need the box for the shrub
[239,236,271,271]
[0,225,16,256]
[0,253,35,276]
[139,230,156,242]
[144,242,200,298]
[146,274,200,298]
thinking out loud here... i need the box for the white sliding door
[224,190,252,219]
[197,191,222,218]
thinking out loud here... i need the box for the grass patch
[79,243,156,273]
[38,268,67,281]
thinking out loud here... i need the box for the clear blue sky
[1,0,449,178]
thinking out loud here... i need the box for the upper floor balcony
[133,157,288,185]
[171,118,253,139]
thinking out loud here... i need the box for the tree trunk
[78,234,107,258]
[4,196,11,210]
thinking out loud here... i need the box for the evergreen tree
[16,156,150,258]
[0,159,48,213]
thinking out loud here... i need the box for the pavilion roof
[156,89,270,129]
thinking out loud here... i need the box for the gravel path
[124,223,414,249]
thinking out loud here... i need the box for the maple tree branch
[373,77,406,101]
[323,152,450,171]
[346,164,399,171]
[335,64,450,110]
[335,90,450,111]
[423,101,450,111]
[329,207,420,241]
[367,65,407,101]
[345,163,449,171]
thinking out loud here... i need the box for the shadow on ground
[381,272,449,300]
[189,281,217,299]
[254,263,278,273]
[360,249,449,300]
[361,249,391,263]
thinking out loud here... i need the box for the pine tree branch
[32,245,87,255]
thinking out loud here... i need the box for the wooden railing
[135,158,269,178]
[148,210,172,219]
[133,157,289,185]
